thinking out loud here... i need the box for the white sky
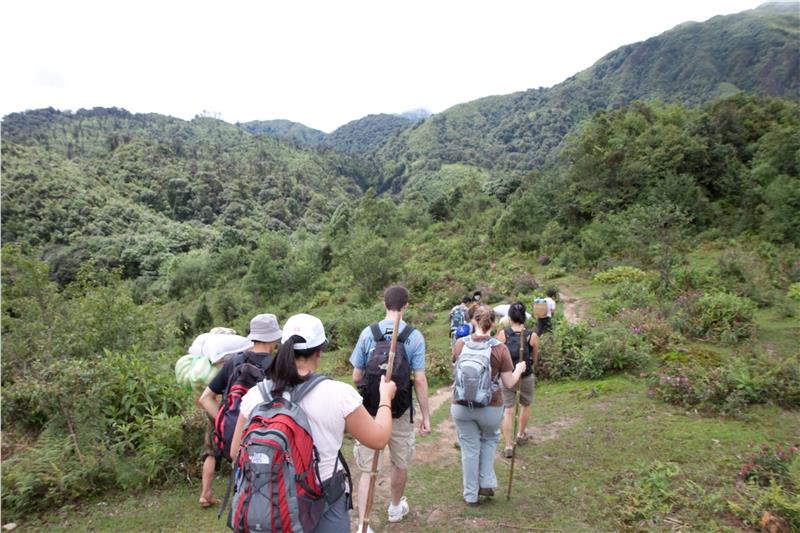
[1,0,767,133]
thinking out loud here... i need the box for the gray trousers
[451,403,504,503]
[312,489,350,533]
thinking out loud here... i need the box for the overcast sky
[2,0,767,132]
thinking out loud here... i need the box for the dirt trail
[558,286,587,324]
[351,385,579,531]
[350,285,589,530]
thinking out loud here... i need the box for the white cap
[281,313,327,350]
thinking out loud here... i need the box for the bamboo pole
[360,312,401,533]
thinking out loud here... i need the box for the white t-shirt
[545,297,556,318]
[239,378,363,481]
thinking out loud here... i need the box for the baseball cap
[281,313,327,350]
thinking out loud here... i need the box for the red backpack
[214,352,271,461]
[227,374,347,533]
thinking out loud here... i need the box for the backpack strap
[369,323,383,342]
[397,325,415,343]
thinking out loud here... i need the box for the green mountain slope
[1,107,364,283]
[238,119,327,147]
[373,3,800,195]
[321,113,413,157]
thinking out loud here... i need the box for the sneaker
[356,525,375,533]
[504,447,514,458]
[478,487,495,497]
[387,496,409,523]
[465,499,480,507]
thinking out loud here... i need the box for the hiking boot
[504,447,514,458]
[387,496,409,522]
[357,525,375,533]
[478,487,495,497]
[465,500,480,507]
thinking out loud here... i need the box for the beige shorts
[501,374,535,408]
[354,410,415,472]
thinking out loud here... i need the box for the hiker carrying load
[197,315,281,508]
[451,305,525,506]
[534,288,558,336]
[449,295,472,346]
[351,285,431,532]
[228,313,396,533]
[177,327,251,509]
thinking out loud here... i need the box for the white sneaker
[356,525,375,533]
[387,496,409,523]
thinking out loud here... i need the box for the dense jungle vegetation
[2,3,798,530]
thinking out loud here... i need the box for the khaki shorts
[501,374,535,408]
[354,410,415,472]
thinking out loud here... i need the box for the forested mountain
[1,107,366,284]
[320,113,413,157]
[368,3,800,195]
[238,119,327,148]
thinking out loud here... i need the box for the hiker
[451,304,526,506]
[229,313,397,532]
[449,295,472,346]
[351,285,431,530]
[196,314,281,508]
[495,302,539,458]
[535,288,558,336]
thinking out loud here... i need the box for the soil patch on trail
[528,416,580,445]
[558,286,588,324]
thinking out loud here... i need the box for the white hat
[281,313,327,350]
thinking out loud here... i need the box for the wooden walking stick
[507,324,525,500]
[360,313,401,533]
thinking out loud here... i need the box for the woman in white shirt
[230,313,396,532]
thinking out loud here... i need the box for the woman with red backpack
[229,313,396,533]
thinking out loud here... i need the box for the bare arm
[414,370,431,436]
[495,329,507,343]
[500,362,526,389]
[351,367,364,387]
[345,377,396,448]
[197,387,220,419]
[530,333,540,366]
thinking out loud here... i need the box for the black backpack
[214,351,273,461]
[504,327,534,377]
[357,323,415,422]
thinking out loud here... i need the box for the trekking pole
[360,313,401,533]
[507,326,525,500]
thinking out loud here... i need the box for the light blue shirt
[349,319,426,372]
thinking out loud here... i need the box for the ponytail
[269,335,321,396]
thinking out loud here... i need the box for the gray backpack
[453,337,500,407]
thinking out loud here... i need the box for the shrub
[672,291,756,343]
[1,350,196,517]
[789,283,800,302]
[594,266,648,285]
[597,280,657,316]
[616,461,680,524]
[650,352,800,414]
[540,321,650,380]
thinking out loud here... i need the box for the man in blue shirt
[351,285,430,530]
